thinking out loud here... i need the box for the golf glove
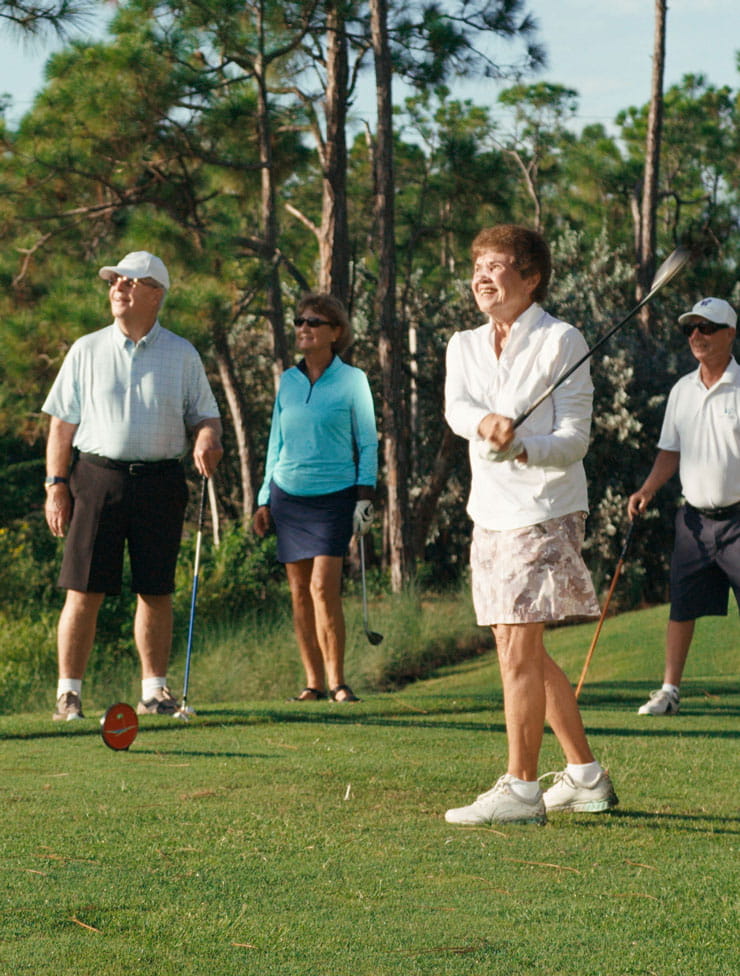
[353,500,374,536]
[478,438,524,463]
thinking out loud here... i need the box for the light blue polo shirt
[258,356,378,505]
[42,321,220,461]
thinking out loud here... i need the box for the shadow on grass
[576,678,740,715]
[556,808,740,836]
[2,676,738,744]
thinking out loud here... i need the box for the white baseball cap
[98,251,170,291]
[678,297,736,329]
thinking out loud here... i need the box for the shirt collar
[297,353,340,377]
[691,354,738,389]
[487,301,541,333]
[112,319,162,349]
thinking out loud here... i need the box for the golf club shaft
[182,476,208,706]
[513,246,690,429]
[513,288,657,429]
[359,533,370,632]
[575,519,636,699]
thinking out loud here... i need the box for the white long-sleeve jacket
[445,302,593,531]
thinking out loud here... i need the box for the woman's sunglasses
[681,321,729,337]
[294,316,333,328]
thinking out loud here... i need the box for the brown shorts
[470,512,599,626]
[59,456,188,595]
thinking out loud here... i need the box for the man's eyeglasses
[106,274,162,290]
[681,321,729,337]
[294,316,333,328]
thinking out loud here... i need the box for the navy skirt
[269,481,356,563]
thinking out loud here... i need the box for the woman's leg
[543,652,595,765]
[493,622,546,781]
[309,555,349,696]
[285,559,326,694]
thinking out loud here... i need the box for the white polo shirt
[42,320,219,461]
[445,302,593,531]
[658,356,740,509]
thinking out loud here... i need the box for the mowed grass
[1,604,738,976]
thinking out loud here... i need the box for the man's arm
[192,418,223,479]
[627,449,680,519]
[44,417,77,538]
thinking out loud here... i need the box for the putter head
[173,707,192,722]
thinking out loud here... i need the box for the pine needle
[68,916,101,933]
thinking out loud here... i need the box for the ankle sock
[661,683,680,696]
[57,678,82,697]
[566,761,602,788]
[142,677,167,699]
[509,777,541,801]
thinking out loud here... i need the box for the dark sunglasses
[681,321,729,337]
[294,316,333,328]
[106,274,162,290]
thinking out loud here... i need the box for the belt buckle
[128,462,146,477]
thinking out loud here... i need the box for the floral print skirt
[470,512,599,626]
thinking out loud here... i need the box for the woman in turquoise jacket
[253,294,378,702]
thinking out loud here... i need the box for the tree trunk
[318,2,351,307]
[370,0,413,591]
[212,321,258,523]
[255,31,290,389]
[637,0,667,332]
[411,426,458,558]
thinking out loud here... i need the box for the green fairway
[1,605,738,976]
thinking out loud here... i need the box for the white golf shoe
[541,769,619,813]
[638,688,680,715]
[445,774,547,826]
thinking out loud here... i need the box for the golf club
[575,517,638,699]
[174,475,208,721]
[359,534,383,645]
[513,245,692,429]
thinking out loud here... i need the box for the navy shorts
[269,481,356,564]
[669,504,740,621]
[59,455,188,596]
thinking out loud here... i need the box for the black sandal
[288,687,327,702]
[329,684,360,702]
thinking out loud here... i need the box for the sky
[1,0,738,130]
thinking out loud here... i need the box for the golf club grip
[197,475,208,531]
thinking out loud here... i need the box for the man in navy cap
[42,251,223,721]
[629,297,739,715]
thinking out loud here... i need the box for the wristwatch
[44,476,69,489]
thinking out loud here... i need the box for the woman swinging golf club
[444,224,618,826]
[252,294,378,703]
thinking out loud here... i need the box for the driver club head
[365,629,384,646]
[648,244,692,294]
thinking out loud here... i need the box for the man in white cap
[42,251,223,721]
[628,297,739,715]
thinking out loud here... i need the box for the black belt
[688,500,740,520]
[79,453,182,477]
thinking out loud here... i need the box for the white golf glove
[353,500,374,536]
[478,438,524,463]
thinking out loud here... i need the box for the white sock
[509,777,541,801]
[661,683,680,696]
[142,677,167,699]
[566,761,602,788]
[57,678,82,697]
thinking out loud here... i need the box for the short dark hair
[471,224,551,302]
[295,293,353,355]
